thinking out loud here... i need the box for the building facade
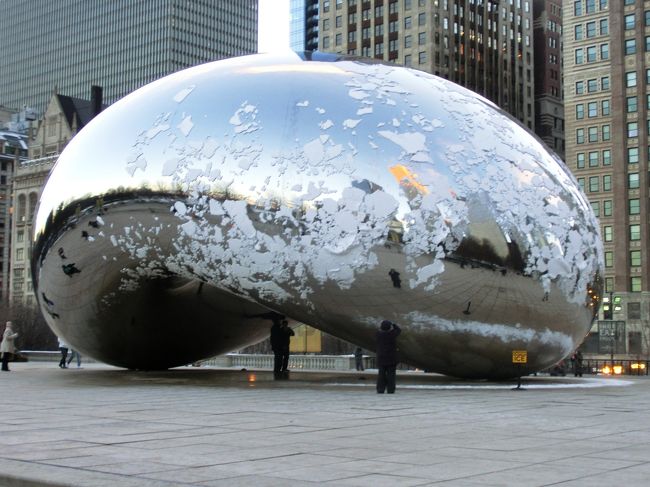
[0,0,258,113]
[9,89,103,305]
[533,0,565,158]
[564,0,650,357]
[318,0,535,128]
[0,130,28,301]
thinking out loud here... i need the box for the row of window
[601,224,644,244]
[578,172,645,192]
[573,0,609,16]
[604,250,643,268]
[574,18,608,40]
[579,146,650,167]
[575,76,609,95]
[604,277,643,293]
[575,125,610,144]
[574,43,608,63]
[575,99,610,119]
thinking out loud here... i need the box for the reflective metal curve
[32,52,603,378]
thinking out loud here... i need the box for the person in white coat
[58,337,69,368]
[1,321,18,372]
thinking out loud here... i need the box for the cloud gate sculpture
[32,52,603,379]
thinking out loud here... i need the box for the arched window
[28,192,38,221]
[17,194,26,222]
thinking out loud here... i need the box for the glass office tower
[0,0,258,113]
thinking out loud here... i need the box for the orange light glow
[389,164,429,195]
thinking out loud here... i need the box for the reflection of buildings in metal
[31,52,604,379]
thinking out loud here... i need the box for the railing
[199,353,372,371]
[549,358,650,376]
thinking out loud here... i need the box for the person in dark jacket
[354,346,364,371]
[376,320,401,393]
[269,318,284,379]
[279,320,295,378]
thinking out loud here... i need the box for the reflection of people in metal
[376,320,401,393]
[388,268,401,288]
[58,337,69,368]
[62,263,81,277]
[572,350,583,377]
[67,349,82,368]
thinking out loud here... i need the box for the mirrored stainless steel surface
[32,52,603,378]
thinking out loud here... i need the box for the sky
[258,0,290,52]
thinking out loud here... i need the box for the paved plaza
[1,362,649,486]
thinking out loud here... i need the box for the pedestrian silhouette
[376,320,401,393]
[388,268,401,288]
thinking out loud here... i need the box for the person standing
[573,350,583,377]
[1,321,18,372]
[376,320,401,393]
[354,347,364,371]
[270,318,284,379]
[279,320,295,378]
[58,337,69,368]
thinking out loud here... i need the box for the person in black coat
[269,318,284,379]
[279,320,295,378]
[376,320,401,393]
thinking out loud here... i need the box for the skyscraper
[318,0,535,129]
[0,0,258,113]
[564,0,649,357]
[290,0,320,51]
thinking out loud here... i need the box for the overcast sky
[258,0,290,52]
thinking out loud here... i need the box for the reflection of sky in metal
[36,52,603,306]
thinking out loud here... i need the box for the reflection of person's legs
[76,351,82,367]
[281,351,289,372]
[386,366,397,393]
[1,352,9,371]
[377,366,387,393]
[273,352,282,378]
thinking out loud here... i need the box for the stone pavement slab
[0,363,648,486]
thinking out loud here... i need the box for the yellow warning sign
[512,350,528,364]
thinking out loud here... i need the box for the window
[646,36,650,52]
[404,35,412,48]
[588,126,598,142]
[626,96,637,113]
[348,31,357,42]
[647,94,650,110]
[336,33,342,46]
[405,16,412,29]
[630,250,641,266]
[418,13,425,25]
[15,248,23,261]
[586,21,596,37]
[418,32,426,45]
[375,42,384,55]
[605,251,613,267]
[592,201,600,216]
[626,71,637,87]
[601,76,610,90]
[604,226,613,241]
[323,36,330,49]
[589,152,599,167]
[16,231,24,243]
[348,12,356,24]
[603,149,611,165]
[418,51,427,64]
[575,48,584,64]
[577,177,585,191]
[587,46,597,62]
[646,10,650,25]
[629,173,640,189]
[625,39,636,55]
[600,0,608,9]
[375,24,384,36]
[628,122,639,138]
[625,14,635,30]
[336,15,342,27]
[603,175,612,191]
[574,0,583,15]
[602,100,610,115]
[602,124,611,141]
[600,18,608,35]
[589,176,600,192]
[375,5,383,17]
[630,224,641,241]
[631,277,642,292]
[629,198,640,215]
[404,54,412,66]
[576,81,584,94]
[575,25,583,40]
[323,18,330,30]
[576,153,585,169]
[576,104,585,119]
[588,102,598,117]
[587,79,597,92]
[389,20,398,33]
[600,44,609,59]
[603,200,612,216]
[605,277,613,293]
[628,147,639,164]
[586,0,595,12]
[577,128,585,144]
